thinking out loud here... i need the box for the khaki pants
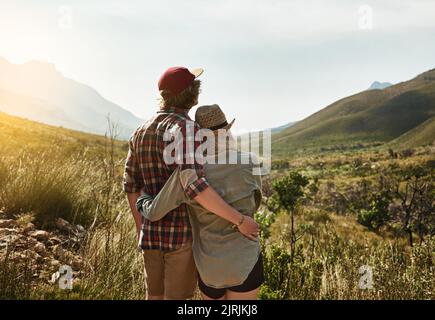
[143,242,197,300]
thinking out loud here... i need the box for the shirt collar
[157,107,190,118]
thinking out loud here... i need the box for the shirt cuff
[136,193,154,213]
[185,176,209,200]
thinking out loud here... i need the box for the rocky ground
[0,217,85,285]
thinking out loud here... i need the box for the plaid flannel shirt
[123,107,209,251]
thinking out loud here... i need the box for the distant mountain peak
[368,81,392,90]
[0,58,58,74]
[0,57,143,139]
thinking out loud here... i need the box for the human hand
[237,215,260,241]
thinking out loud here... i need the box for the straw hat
[195,104,235,130]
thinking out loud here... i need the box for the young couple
[123,67,264,300]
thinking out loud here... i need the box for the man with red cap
[123,67,259,300]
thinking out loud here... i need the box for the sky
[1,0,435,134]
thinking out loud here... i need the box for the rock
[48,236,62,246]
[23,222,35,234]
[0,234,21,245]
[8,252,26,262]
[34,242,47,256]
[55,218,73,232]
[0,228,19,236]
[0,219,16,228]
[51,244,65,258]
[24,237,38,247]
[12,239,28,250]
[35,254,45,264]
[76,225,85,236]
[22,249,41,261]
[63,250,75,261]
[30,230,50,241]
[50,259,61,268]
[71,257,83,270]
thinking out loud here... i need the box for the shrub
[255,210,277,241]
[259,244,290,300]
[357,192,392,231]
[399,148,414,158]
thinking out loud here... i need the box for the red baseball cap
[158,66,204,95]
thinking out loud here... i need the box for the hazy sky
[1,0,435,133]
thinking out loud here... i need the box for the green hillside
[273,68,435,156]
[388,116,435,148]
[0,111,127,157]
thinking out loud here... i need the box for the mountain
[0,110,127,155]
[0,57,143,139]
[271,121,297,133]
[368,81,393,90]
[273,68,435,156]
[387,116,435,148]
[236,121,297,153]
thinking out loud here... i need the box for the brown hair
[159,80,201,110]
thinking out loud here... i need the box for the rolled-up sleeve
[123,137,144,193]
[185,176,209,199]
[179,119,209,199]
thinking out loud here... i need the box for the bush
[255,210,277,241]
[399,148,414,158]
[259,244,290,300]
[357,192,391,231]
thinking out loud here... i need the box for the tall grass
[0,244,34,299]
[0,151,95,227]
[0,120,145,299]
[76,212,145,299]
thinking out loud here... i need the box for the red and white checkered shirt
[123,107,209,251]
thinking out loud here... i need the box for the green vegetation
[259,147,434,300]
[388,116,435,149]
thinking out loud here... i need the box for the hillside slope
[0,57,143,139]
[387,116,435,148]
[273,68,435,155]
[0,111,127,157]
